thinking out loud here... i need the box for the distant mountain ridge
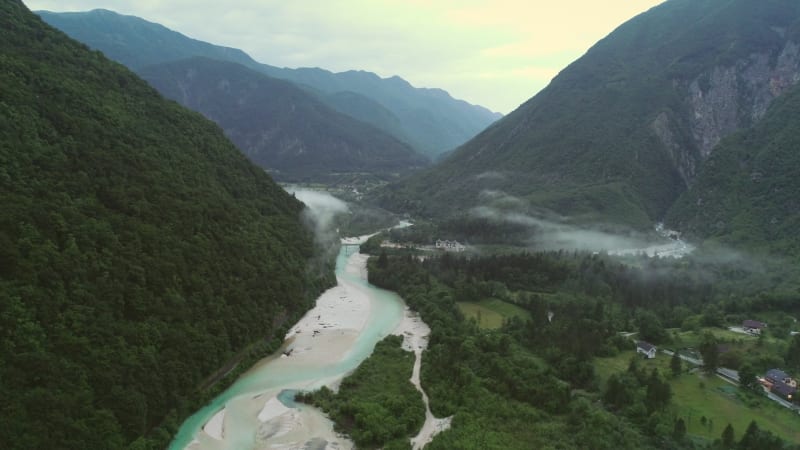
[37,8,258,71]
[37,9,501,159]
[259,66,503,157]
[377,0,800,231]
[139,56,428,181]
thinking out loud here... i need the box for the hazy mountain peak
[38,9,501,158]
[37,8,259,70]
[139,56,429,182]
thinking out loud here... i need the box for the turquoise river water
[168,244,405,449]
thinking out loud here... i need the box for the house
[766,369,796,387]
[771,381,796,400]
[435,239,466,252]
[742,320,767,335]
[636,341,657,359]
[761,369,797,400]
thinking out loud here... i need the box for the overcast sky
[24,0,664,114]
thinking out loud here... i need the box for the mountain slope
[37,9,501,159]
[321,90,413,147]
[666,82,800,256]
[139,57,427,181]
[261,67,503,157]
[0,2,322,448]
[378,0,800,229]
[36,8,259,71]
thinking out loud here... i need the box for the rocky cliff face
[664,75,800,256]
[655,40,800,186]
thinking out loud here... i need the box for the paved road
[766,390,798,411]
[716,367,739,382]
[660,349,702,366]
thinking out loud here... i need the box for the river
[169,239,406,450]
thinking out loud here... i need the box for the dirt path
[393,308,452,449]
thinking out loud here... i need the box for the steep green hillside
[0,2,323,448]
[140,57,427,181]
[378,0,800,229]
[666,82,800,256]
[37,9,501,159]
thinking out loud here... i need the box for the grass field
[457,298,531,329]
[672,373,800,443]
[594,350,673,386]
[668,328,761,349]
[594,351,800,444]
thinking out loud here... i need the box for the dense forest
[334,243,800,449]
[0,2,330,448]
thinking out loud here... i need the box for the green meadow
[594,351,800,444]
[457,299,531,329]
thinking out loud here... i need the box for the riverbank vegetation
[297,335,424,449]
[361,248,800,448]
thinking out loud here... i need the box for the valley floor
[187,252,376,449]
[178,230,434,450]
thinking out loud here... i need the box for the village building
[435,239,466,252]
[636,341,657,359]
[742,319,767,335]
[764,368,797,400]
[766,369,796,386]
[772,381,796,400]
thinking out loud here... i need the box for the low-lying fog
[285,187,348,243]
[473,190,694,257]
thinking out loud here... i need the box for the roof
[636,341,656,352]
[771,381,796,397]
[743,319,766,329]
[766,369,790,381]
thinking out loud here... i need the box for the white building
[435,239,465,252]
[636,341,657,359]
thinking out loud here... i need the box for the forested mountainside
[377,0,800,229]
[666,81,800,256]
[38,9,501,159]
[140,57,428,181]
[0,2,325,448]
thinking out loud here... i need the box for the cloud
[475,171,507,181]
[471,205,646,252]
[286,188,348,243]
[470,190,694,256]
